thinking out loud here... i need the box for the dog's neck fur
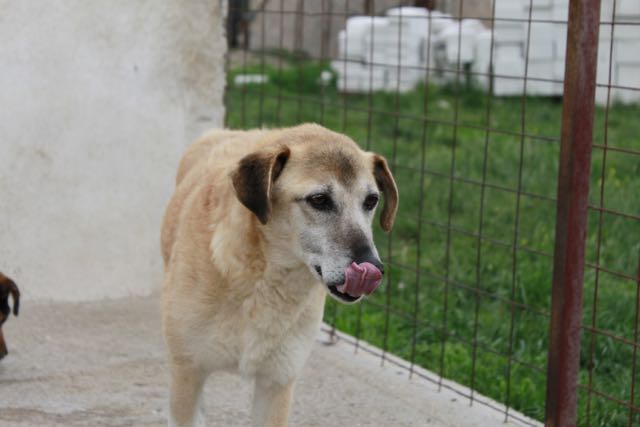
[209,200,322,308]
[212,206,325,380]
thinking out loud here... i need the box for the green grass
[225,59,640,426]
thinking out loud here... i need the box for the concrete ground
[0,297,541,427]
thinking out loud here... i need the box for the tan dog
[161,124,398,427]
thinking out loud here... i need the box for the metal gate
[225,1,640,425]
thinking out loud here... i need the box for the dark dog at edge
[0,272,20,359]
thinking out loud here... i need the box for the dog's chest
[237,285,325,383]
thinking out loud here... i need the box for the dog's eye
[363,194,379,211]
[306,193,333,211]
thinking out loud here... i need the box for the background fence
[224,1,640,425]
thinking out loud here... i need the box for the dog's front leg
[0,327,7,359]
[168,361,206,427]
[252,376,295,427]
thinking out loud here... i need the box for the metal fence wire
[224,0,640,425]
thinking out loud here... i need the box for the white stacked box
[599,0,638,39]
[338,17,388,60]
[331,0,640,102]
[601,0,615,23]
[552,4,569,62]
[428,11,455,35]
[518,1,561,96]
[380,7,435,90]
[335,16,389,93]
[616,64,640,103]
[491,0,527,95]
[524,21,563,96]
[618,0,640,16]
[494,0,526,43]
[528,5,553,21]
[553,60,566,86]
[438,20,482,64]
[331,60,388,93]
[364,28,424,91]
[597,1,618,98]
[532,0,554,8]
[431,19,488,86]
[493,0,640,103]
[333,8,433,93]
[365,26,423,66]
[334,7,462,94]
[595,37,613,107]
[597,0,640,104]
[526,22,555,61]
[472,30,493,89]
[492,42,527,95]
[613,0,640,103]
[420,11,455,85]
[337,30,363,60]
[493,44,526,96]
[617,64,640,112]
[386,6,430,36]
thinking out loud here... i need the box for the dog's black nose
[351,244,384,275]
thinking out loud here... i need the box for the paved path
[0,297,540,426]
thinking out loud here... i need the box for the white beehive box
[338,16,389,60]
[598,0,640,104]
[331,0,639,102]
[365,32,424,66]
[386,6,430,35]
[615,64,640,103]
[471,30,494,89]
[332,60,388,93]
[525,22,556,61]
[494,0,527,21]
[493,45,526,96]
[531,0,554,8]
[494,0,526,43]
[338,30,364,60]
[436,21,478,64]
[617,0,640,16]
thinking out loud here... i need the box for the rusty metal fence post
[545,0,601,426]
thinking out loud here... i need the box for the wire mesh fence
[224,1,640,425]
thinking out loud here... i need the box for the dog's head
[232,124,398,303]
[0,273,19,359]
[0,272,20,325]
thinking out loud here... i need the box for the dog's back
[160,129,270,267]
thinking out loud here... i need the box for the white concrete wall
[0,1,226,301]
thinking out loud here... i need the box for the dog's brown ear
[8,281,19,316]
[372,154,398,232]
[0,274,20,317]
[231,146,290,224]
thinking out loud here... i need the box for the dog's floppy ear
[0,274,19,318]
[372,154,398,232]
[231,146,290,224]
[8,280,19,316]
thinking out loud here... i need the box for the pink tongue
[337,262,382,297]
